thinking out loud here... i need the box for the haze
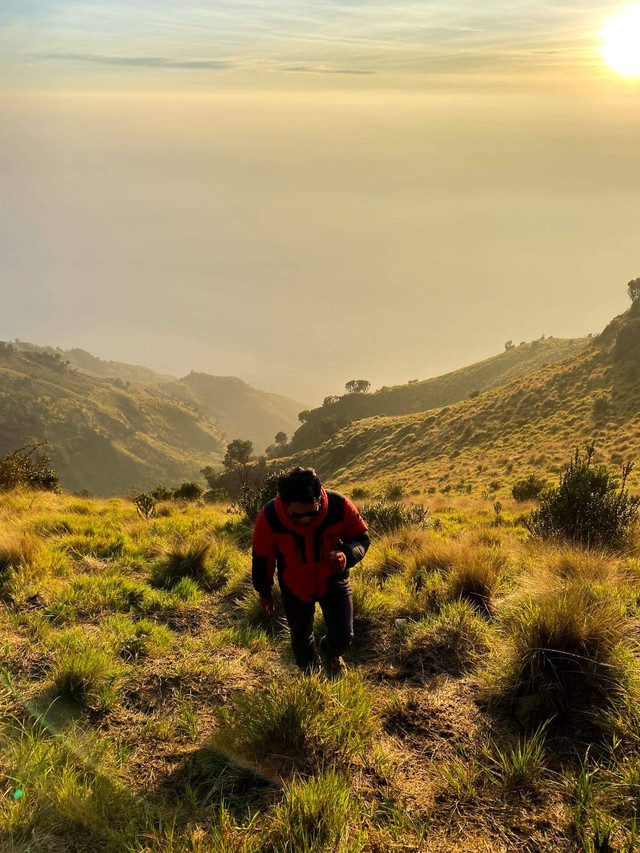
[1,2,639,403]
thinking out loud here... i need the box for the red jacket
[252,488,370,602]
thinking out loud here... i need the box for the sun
[601,4,640,77]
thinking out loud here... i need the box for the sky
[1,2,640,404]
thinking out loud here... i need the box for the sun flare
[601,4,640,77]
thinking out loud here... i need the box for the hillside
[284,305,640,496]
[0,344,226,495]
[12,341,175,385]
[13,341,303,455]
[288,335,589,452]
[154,373,303,453]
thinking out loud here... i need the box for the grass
[212,672,377,775]
[398,600,492,677]
[2,487,640,852]
[491,581,634,726]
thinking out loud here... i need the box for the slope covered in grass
[155,372,303,453]
[11,341,304,456]
[286,305,640,497]
[1,488,639,852]
[0,344,226,495]
[289,335,589,453]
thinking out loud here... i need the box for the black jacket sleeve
[340,530,370,569]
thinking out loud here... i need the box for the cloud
[281,64,374,75]
[37,52,234,71]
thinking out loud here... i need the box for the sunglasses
[288,507,321,521]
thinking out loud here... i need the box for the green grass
[213,673,377,775]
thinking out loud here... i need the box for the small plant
[103,615,172,662]
[133,492,156,520]
[361,499,430,534]
[528,445,640,550]
[486,721,548,793]
[512,473,547,502]
[350,486,369,500]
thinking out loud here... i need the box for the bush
[173,481,203,501]
[383,483,405,502]
[0,442,59,492]
[360,499,430,534]
[528,446,640,550]
[237,468,286,522]
[512,474,547,502]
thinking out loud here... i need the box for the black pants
[280,577,354,670]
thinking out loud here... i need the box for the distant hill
[287,336,589,453]
[154,373,303,454]
[0,344,226,495]
[284,306,640,496]
[11,341,304,455]
[12,341,175,385]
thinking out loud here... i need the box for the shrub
[512,474,547,502]
[173,481,203,502]
[0,441,60,492]
[237,468,285,522]
[360,499,430,534]
[350,486,369,500]
[383,483,405,502]
[528,446,640,550]
[150,484,175,500]
[495,583,631,724]
[213,673,376,774]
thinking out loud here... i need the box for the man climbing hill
[252,467,370,675]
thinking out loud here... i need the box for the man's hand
[259,594,275,614]
[329,550,347,573]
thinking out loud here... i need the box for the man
[251,466,370,674]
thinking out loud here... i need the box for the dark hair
[277,467,322,504]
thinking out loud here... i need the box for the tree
[322,396,339,407]
[298,410,311,424]
[504,340,514,351]
[344,379,370,394]
[628,277,640,305]
[274,431,287,445]
[223,439,253,471]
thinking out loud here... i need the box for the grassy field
[2,487,640,852]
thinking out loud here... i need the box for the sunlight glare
[601,4,640,77]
